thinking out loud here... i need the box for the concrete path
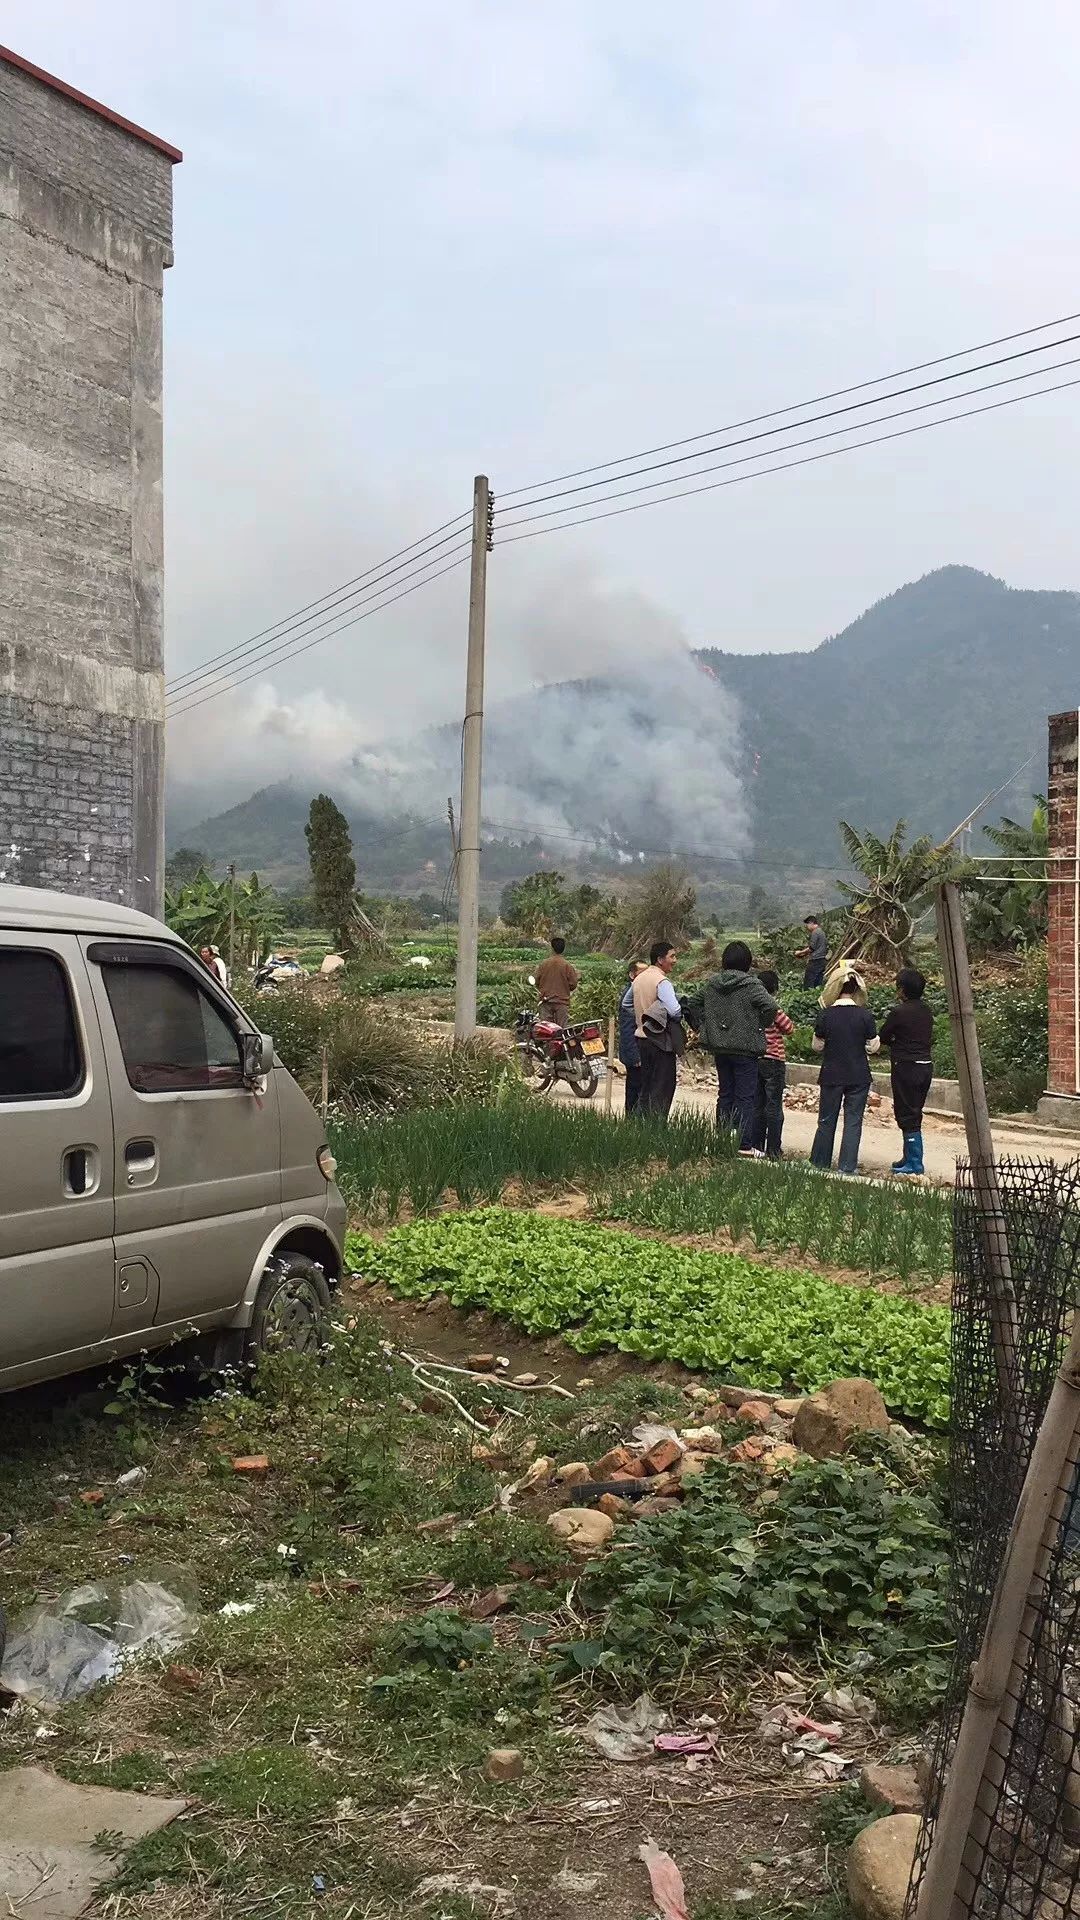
[0,1766,186,1918]
[555,1072,1080,1185]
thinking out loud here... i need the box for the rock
[680,1426,724,1453]
[633,1495,681,1518]
[679,1451,714,1477]
[591,1446,641,1480]
[716,1383,782,1408]
[576,1376,596,1389]
[467,1353,496,1372]
[484,1748,524,1783]
[683,1385,713,1403]
[735,1399,774,1428]
[730,1436,766,1463]
[762,1442,800,1473]
[556,1461,591,1486]
[774,1397,805,1419]
[792,1379,890,1460]
[597,1493,631,1521]
[471,1444,510,1468]
[641,1437,683,1476]
[511,1372,539,1387]
[519,1455,555,1491]
[860,1762,923,1816]
[78,1488,105,1505]
[847,1813,920,1920]
[547,1507,615,1555]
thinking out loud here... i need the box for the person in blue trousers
[810,969,879,1175]
[618,962,646,1114]
[879,968,934,1175]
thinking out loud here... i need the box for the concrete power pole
[454,475,493,1039]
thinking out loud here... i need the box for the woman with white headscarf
[810,966,879,1176]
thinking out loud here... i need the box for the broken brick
[232,1455,270,1475]
[641,1437,683,1476]
[591,1446,641,1479]
[597,1492,632,1521]
[78,1489,105,1505]
[735,1401,774,1428]
[730,1436,766,1463]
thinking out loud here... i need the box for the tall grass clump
[332,1101,734,1222]
[597,1158,952,1287]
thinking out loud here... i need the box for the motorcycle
[514,978,608,1099]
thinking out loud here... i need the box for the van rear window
[0,950,83,1101]
[101,962,244,1093]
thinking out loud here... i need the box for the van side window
[101,962,244,1093]
[0,950,83,1101]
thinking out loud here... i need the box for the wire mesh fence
[911,1157,1080,1919]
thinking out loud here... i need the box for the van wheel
[245,1254,332,1364]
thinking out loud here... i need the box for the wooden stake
[605,1017,615,1112]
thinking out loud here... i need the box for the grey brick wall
[0,56,174,913]
[0,693,134,903]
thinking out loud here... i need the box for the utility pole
[455,476,493,1039]
[227,862,237,977]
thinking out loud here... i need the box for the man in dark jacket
[684,942,777,1150]
[618,962,646,1114]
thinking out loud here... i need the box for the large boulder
[847,1813,921,1920]
[547,1508,614,1555]
[792,1378,890,1460]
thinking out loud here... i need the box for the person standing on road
[810,968,879,1175]
[683,942,777,1151]
[632,941,683,1119]
[753,968,794,1159]
[535,935,579,1027]
[619,961,647,1115]
[879,968,934,1176]
[797,915,828,989]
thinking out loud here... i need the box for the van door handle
[124,1138,158,1183]
[63,1147,99,1197]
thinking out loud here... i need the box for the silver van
[0,886,346,1393]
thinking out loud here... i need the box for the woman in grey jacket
[683,942,777,1150]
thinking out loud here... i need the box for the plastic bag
[581,1694,668,1761]
[0,1569,197,1706]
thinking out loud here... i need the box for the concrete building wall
[0,52,177,913]
[1038,708,1080,1129]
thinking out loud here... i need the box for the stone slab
[1036,1091,1080,1133]
[0,1765,186,1919]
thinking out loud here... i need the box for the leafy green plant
[379,1608,495,1673]
[361,1208,952,1424]
[576,1454,951,1722]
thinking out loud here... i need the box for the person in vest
[632,940,683,1119]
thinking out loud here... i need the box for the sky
[7,1,1080,817]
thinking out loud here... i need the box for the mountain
[172,566,1080,886]
[700,565,1080,860]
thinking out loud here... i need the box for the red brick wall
[1047,709,1080,1096]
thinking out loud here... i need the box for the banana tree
[835,820,962,966]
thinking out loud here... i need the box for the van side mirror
[242,1032,275,1082]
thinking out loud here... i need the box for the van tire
[244,1253,333,1366]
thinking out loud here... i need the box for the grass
[0,1316,928,1916]
[331,1099,735,1220]
[355,1208,952,1424]
[597,1158,953,1290]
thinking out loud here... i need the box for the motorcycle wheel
[568,1062,598,1099]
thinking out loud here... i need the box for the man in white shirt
[631,940,682,1118]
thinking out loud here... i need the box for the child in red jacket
[753,969,794,1158]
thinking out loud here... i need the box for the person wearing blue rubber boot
[879,968,934,1175]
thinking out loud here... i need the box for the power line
[167,516,472,702]
[498,306,1080,500]
[167,552,471,720]
[497,346,1080,523]
[494,371,1080,545]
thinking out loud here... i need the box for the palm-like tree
[965,795,1048,954]
[834,820,960,967]
[164,869,283,968]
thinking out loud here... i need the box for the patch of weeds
[378,1606,494,1673]
[108,1819,227,1892]
[816,1781,882,1850]
[436,1512,570,1591]
[693,1900,849,1920]
[60,1749,168,1792]
[187,1743,338,1818]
